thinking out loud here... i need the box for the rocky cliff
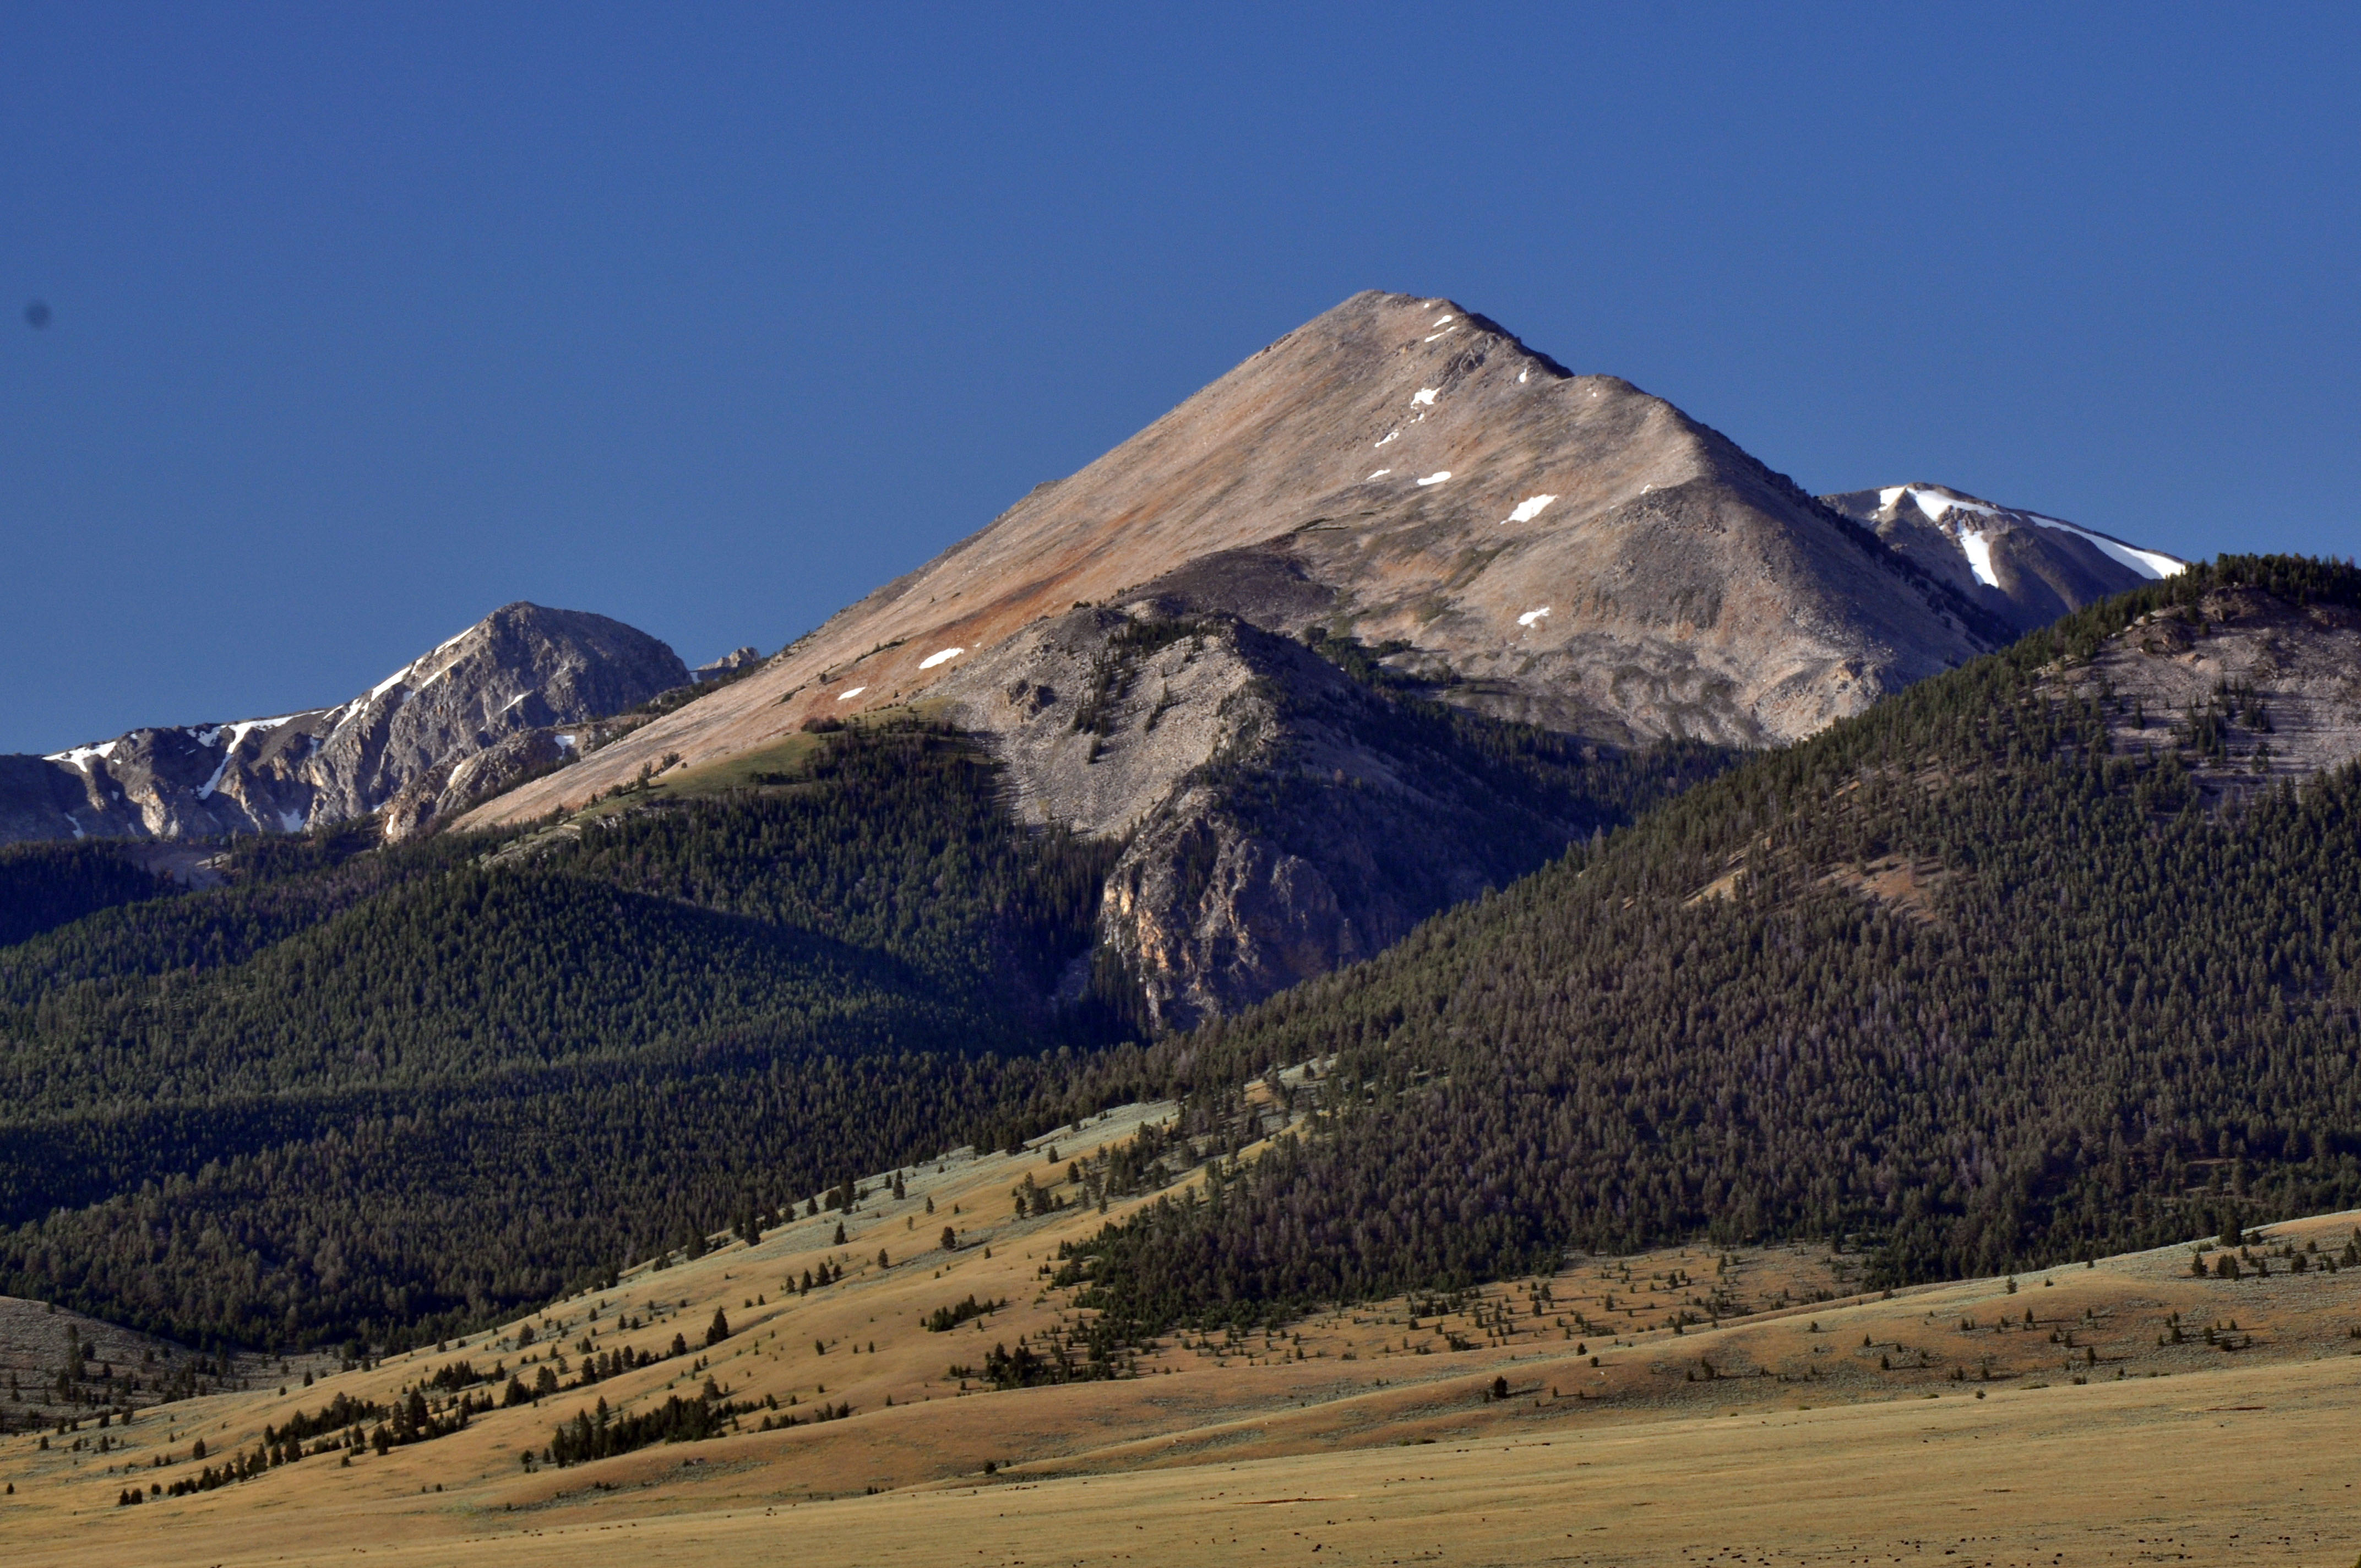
[1,603,687,846]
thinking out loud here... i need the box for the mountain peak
[0,603,686,846]
[470,291,2002,828]
[1823,483,2186,635]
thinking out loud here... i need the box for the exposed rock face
[1823,483,2185,638]
[378,728,578,845]
[2043,583,2361,801]
[694,647,763,681]
[1,604,686,846]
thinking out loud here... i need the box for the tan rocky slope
[466,290,2011,834]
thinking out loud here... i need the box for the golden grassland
[5,1099,2357,1567]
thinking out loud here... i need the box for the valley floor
[4,1104,2355,1567]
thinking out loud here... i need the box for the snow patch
[836,686,867,701]
[1892,484,2184,581]
[1957,529,2002,589]
[918,647,965,670]
[1374,431,1397,448]
[1517,370,1528,383]
[43,740,119,769]
[555,733,579,753]
[2023,514,2186,579]
[279,809,306,833]
[1411,388,1438,406]
[1517,606,1552,628]
[1368,469,1391,479]
[1911,488,1999,524]
[1416,471,1452,487]
[1502,495,1558,525]
[1432,315,1454,326]
[1424,329,1455,342]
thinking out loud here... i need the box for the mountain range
[14,288,2327,1371]
[0,604,688,850]
[0,291,2189,1026]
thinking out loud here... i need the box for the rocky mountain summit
[475,291,2027,839]
[451,291,2201,1023]
[1823,482,2186,638]
[0,603,686,846]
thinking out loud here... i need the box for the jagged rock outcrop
[2,603,685,846]
[930,606,1722,1030]
[378,728,578,844]
[1823,483,2185,638]
[694,647,763,681]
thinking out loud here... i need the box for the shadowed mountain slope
[0,722,1126,1348]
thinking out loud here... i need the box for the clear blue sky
[4,3,2355,753]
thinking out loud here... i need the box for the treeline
[1052,557,2361,1336]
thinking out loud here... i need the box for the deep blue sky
[5,4,2356,753]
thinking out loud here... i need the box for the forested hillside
[15,559,2358,1362]
[1056,557,2361,1338]
[0,722,1125,1350]
[0,841,175,948]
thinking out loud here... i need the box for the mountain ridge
[0,603,687,847]
[1045,556,2361,1336]
[461,290,2036,833]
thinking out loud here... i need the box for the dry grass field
[5,1099,2357,1567]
